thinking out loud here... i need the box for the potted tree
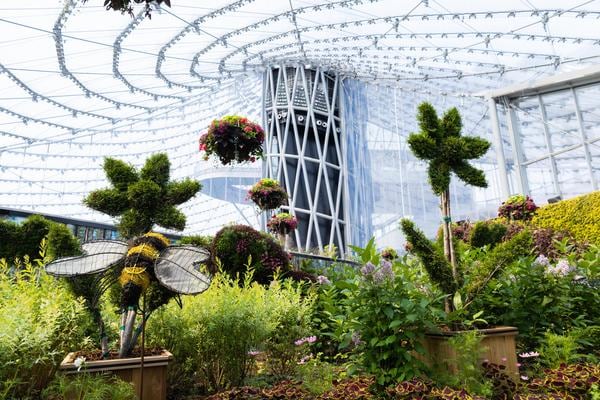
[47,153,210,400]
[400,103,519,379]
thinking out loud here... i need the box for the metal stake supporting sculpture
[263,65,347,254]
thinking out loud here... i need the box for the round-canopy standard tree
[84,153,201,238]
[406,102,490,277]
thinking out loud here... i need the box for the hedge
[532,190,600,245]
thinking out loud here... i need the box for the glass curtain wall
[497,82,600,204]
[343,79,502,248]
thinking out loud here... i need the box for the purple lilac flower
[360,262,375,276]
[380,260,394,280]
[351,331,363,346]
[316,275,331,285]
[534,255,550,267]
[372,270,385,284]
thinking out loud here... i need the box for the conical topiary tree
[84,153,201,238]
[406,102,490,279]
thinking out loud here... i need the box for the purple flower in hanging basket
[199,115,264,165]
[248,178,288,210]
[267,213,298,235]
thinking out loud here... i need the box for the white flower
[74,356,86,371]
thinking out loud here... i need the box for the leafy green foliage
[400,219,457,296]
[297,356,335,395]
[146,273,314,394]
[42,374,136,400]
[433,331,494,398]
[407,103,490,195]
[337,255,439,387]
[469,221,508,249]
[463,231,533,297]
[83,153,201,238]
[472,246,600,350]
[210,224,292,284]
[539,332,581,369]
[0,214,80,263]
[179,234,214,249]
[0,250,92,399]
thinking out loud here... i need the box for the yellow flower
[127,244,160,260]
[143,232,170,247]
[119,266,151,291]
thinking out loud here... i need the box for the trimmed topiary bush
[532,191,600,245]
[210,225,292,284]
[469,221,507,249]
[83,153,201,238]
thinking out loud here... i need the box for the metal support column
[487,97,510,199]
[503,98,529,195]
[537,95,561,197]
[571,87,598,190]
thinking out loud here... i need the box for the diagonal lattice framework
[263,65,346,254]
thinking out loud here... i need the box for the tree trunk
[441,190,457,280]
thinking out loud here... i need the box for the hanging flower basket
[199,115,264,165]
[267,213,298,235]
[248,178,288,210]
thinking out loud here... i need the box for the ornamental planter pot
[59,350,173,400]
[422,327,519,380]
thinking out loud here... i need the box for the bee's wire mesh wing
[154,246,211,294]
[45,240,128,277]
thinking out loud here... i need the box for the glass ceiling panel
[1,0,600,235]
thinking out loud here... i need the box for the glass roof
[1,0,599,235]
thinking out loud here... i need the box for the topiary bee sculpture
[46,231,210,357]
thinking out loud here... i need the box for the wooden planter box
[60,351,173,400]
[422,326,519,380]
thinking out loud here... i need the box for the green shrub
[539,332,581,369]
[0,215,80,263]
[0,250,92,399]
[469,221,507,248]
[345,257,438,386]
[473,251,598,350]
[464,230,532,296]
[210,225,291,284]
[42,374,136,400]
[146,273,314,394]
[433,331,493,398]
[532,190,600,245]
[179,234,213,249]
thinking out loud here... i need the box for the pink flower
[520,375,529,381]
[316,275,330,285]
[501,357,507,362]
